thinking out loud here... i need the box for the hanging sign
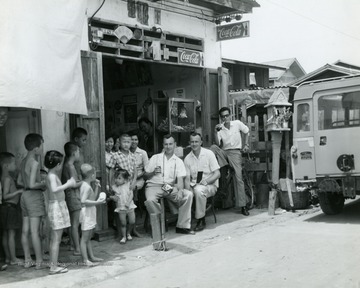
[216,21,250,42]
[178,48,203,66]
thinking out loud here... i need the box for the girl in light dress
[110,169,137,244]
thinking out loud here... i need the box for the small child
[79,164,105,266]
[62,142,82,255]
[17,133,47,269]
[111,169,137,244]
[44,150,76,275]
[112,134,138,239]
[0,152,24,266]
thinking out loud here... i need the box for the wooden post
[160,198,166,240]
[150,198,167,251]
[268,131,283,215]
[285,131,294,209]
[150,213,162,250]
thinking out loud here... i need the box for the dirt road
[86,199,360,288]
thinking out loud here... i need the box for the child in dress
[44,150,76,275]
[79,164,106,266]
[111,169,137,244]
[0,152,24,266]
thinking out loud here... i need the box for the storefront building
[1,0,259,231]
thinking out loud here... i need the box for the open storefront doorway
[102,57,204,155]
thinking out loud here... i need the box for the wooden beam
[188,0,260,14]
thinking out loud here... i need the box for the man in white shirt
[212,107,250,216]
[184,133,220,231]
[144,134,194,235]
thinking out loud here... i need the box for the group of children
[0,128,105,274]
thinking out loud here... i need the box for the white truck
[291,75,360,214]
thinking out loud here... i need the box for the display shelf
[153,98,196,152]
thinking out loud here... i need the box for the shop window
[317,90,360,130]
[297,103,310,132]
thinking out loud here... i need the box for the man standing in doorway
[212,107,250,216]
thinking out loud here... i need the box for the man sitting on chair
[144,134,194,235]
[184,132,220,232]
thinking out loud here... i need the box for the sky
[221,0,360,73]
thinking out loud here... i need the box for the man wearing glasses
[212,107,250,216]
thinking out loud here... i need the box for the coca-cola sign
[216,21,250,42]
[178,48,202,66]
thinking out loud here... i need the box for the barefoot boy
[17,133,47,269]
[0,152,24,266]
[71,127,88,180]
[79,164,105,266]
[62,142,82,255]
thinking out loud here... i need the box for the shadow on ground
[305,198,360,224]
[0,206,260,285]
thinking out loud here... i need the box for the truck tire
[318,192,344,215]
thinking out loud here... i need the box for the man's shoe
[175,227,195,235]
[194,219,206,232]
[241,207,249,216]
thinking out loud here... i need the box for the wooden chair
[205,195,217,223]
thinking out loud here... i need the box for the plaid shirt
[113,150,136,178]
[105,151,116,170]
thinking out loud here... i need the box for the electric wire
[267,0,360,42]
[89,0,107,50]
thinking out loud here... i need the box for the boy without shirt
[0,152,24,266]
[62,142,82,255]
[17,133,47,269]
[71,127,88,180]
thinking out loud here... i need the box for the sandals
[127,234,132,241]
[35,262,49,270]
[0,264,7,271]
[24,261,36,269]
[120,237,126,244]
[49,267,68,275]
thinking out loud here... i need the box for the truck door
[313,88,360,176]
[292,102,316,181]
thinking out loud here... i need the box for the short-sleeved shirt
[133,147,149,178]
[217,120,249,150]
[184,147,220,187]
[113,150,136,178]
[105,151,116,170]
[145,152,186,185]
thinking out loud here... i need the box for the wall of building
[41,0,221,155]
[80,0,222,69]
[41,110,70,154]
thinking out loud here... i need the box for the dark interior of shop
[102,57,203,153]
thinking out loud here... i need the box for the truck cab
[291,75,360,214]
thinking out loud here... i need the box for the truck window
[297,103,310,132]
[318,90,360,130]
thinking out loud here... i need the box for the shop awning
[229,87,291,107]
[0,0,88,115]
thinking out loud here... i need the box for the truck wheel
[318,192,344,215]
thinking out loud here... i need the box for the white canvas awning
[0,0,88,115]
